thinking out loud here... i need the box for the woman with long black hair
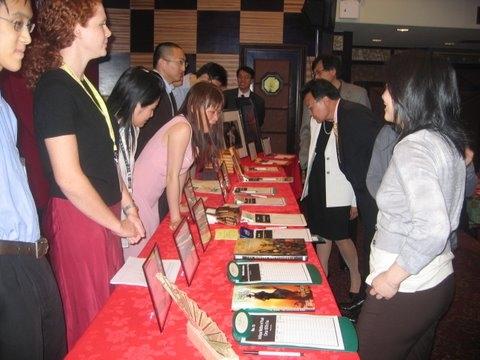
[357,51,468,359]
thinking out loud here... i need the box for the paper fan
[156,273,238,359]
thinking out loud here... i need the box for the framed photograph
[223,110,247,158]
[183,177,197,219]
[173,217,200,286]
[261,137,272,156]
[142,244,172,333]
[229,146,246,181]
[238,101,262,152]
[247,142,257,161]
[192,199,212,251]
[220,161,231,191]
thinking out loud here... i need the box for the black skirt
[306,122,350,241]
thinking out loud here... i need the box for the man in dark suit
[135,42,186,223]
[302,79,381,310]
[224,66,265,128]
[136,42,186,158]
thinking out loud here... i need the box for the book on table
[232,310,358,352]
[234,195,286,206]
[233,186,276,195]
[227,261,321,284]
[241,211,307,227]
[234,238,307,261]
[250,228,313,242]
[191,179,222,194]
[231,284,315,312]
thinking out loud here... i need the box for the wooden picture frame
[192,199,212,251]
[220,161,231,191]
[223,110,247,158]
[173,218,200,286]
[142,244,172,332]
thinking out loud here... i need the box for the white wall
[336,0,480,29]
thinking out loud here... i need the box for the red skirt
[43,197,124,349]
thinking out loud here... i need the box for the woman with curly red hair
[25,0,145,348]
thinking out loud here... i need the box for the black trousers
[357,274,454,360]
[0,255,66,360]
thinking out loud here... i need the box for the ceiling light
[372,38,382,42]
[444,42,455,46]
[396,28,409,32]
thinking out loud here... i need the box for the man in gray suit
[299,54,371,170]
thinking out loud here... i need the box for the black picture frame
[142,244,172,333]
[173,217,200,286]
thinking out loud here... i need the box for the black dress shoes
[339,292,365,312]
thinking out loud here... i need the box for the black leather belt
[0,237,49,258]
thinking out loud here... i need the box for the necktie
[169,91,178,115]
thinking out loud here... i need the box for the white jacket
[301,116,356,208]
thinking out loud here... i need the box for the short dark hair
[311,54,342,78]
[301,79,340,101]
[196,62,228,87]
[236,66,255,78]
[152,42,182,68]
[385,50,467,155]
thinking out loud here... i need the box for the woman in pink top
[133,82,224,246]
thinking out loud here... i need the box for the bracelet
[122,203,138,215]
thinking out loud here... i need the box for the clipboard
[227,261,322,285]
[232,310,358,352]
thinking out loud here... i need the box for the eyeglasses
[163,58,188,68]
[0,16,35,33]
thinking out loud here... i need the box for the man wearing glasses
[299,54,371,170]
[0,0,66,358]
[135,42,186,223]
[136,41,186,157]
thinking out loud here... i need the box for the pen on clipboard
[251,194,267,198]
[243,350,304,357]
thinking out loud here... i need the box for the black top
[136,73,173,158]
[34,69,121,206]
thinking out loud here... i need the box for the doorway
[241,44,306,153]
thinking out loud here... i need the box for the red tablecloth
[66,165,358,360]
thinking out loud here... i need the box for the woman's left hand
[370,271,400,300]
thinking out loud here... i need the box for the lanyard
[118,131,132,191]
[60,64,117,152]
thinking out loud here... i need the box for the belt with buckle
[0,237,49,258]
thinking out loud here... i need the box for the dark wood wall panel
[240,12,284,44]
[154,10,197,54]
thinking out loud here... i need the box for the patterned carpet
[326,230,480,359]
